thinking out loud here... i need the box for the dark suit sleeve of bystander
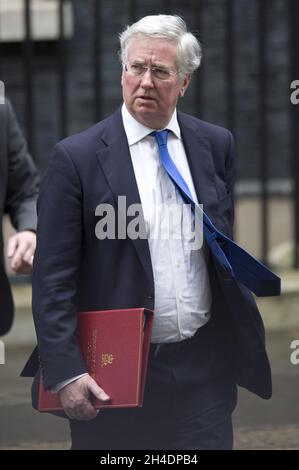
[4,99,39,232]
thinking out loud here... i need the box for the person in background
[0,98,39,336]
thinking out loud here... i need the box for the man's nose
[140,68,154,88]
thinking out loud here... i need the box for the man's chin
[135,101,156,112]
[133,109,161,127]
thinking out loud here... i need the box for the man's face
[121,36,191,129]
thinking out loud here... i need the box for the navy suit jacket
[22,108,271,401]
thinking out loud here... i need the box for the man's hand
[58,374,110,421]
[7,230,36,274]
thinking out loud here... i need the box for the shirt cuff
[51,373,88,393]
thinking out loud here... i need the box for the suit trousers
[70,317,237,450]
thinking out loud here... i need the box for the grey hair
[119,15,202,77]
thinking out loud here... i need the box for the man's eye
[131,64,144,73]
[154,68,169,78]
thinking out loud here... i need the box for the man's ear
[179,74,192,97]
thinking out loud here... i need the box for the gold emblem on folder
[101,353,114,367]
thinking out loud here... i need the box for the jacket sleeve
[4,99,39,231]
[32,143,87,389]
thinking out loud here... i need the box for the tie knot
[151,129,169,147]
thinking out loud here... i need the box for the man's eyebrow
[131,59,170,69]
[151,63,169,69]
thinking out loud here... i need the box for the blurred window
[0,0,74,42]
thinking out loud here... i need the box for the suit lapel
[178,113,219,223]
[95,110,154,285]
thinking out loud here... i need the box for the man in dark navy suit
[24,15,271,449]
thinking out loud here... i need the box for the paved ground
[1,327,299,450]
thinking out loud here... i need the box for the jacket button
[147,293,154,300]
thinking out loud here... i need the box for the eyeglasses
[124,63,179,81]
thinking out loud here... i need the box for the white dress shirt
[122,104,211,343]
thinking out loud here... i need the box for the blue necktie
[151,129,281,297]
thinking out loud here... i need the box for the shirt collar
[121,103,181,146]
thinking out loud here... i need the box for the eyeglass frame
[123,62,180,81]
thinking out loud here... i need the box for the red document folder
[38,308,154,411]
